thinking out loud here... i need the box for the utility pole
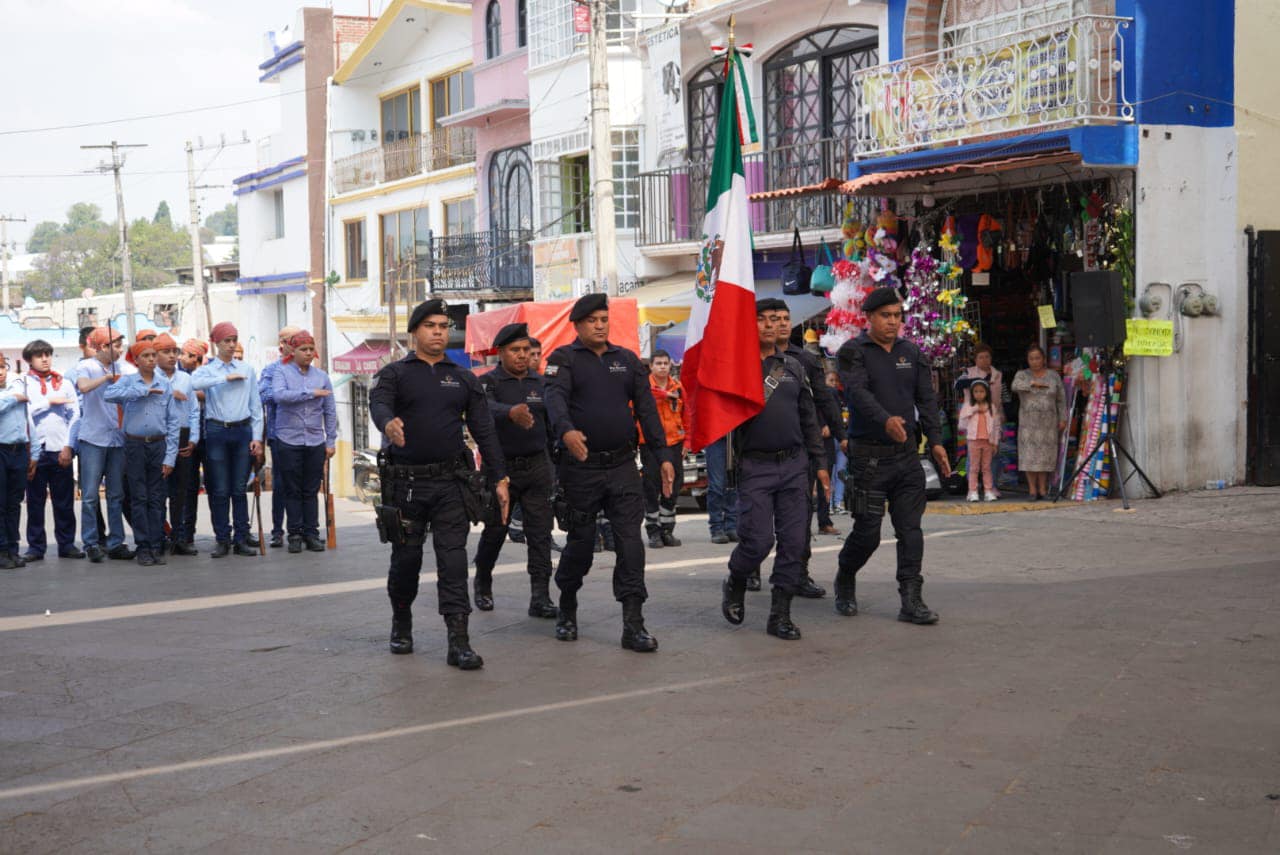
[82,141,147,339]
[0,215,27,312]
[585,0,618,295]
[186,142,211,338]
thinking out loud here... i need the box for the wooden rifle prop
[324,458,337,549]
[252,404,266,555]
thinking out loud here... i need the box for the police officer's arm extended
[462,375,511,522]
[798,369,831,496]
[631,356,675,498]
[837,342,897,438]
[914,350,952,478]
[544,352,587,462]
[368,365,405,447]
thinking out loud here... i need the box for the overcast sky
[0,0,384,250]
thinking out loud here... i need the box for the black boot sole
[766,622,803,640]
[835,600,858,617]
[555,623,578,641]
[474,597,494,611]
[446,650,484,670]
[528,603,559,619]
[898,611,939,625]
[389,639,414,654]
[621,632,658,652]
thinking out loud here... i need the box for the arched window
[517,0,527,48]
[488,145,533,234]
[485,0,502,60]
[764,26,878,154]
[685,61,725,167]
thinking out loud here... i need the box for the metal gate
[1247,228,1280,485]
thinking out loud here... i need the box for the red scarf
[28,369,62,395]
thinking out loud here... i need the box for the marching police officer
[773,300,846,599]
[835,286,952,624]
[545,293,673,652]
[370,299,511,670]
[721,298,829,639]
[473,323,558,619]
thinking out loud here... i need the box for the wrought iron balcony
[638,138,857,246]
[853,14,1132,158]
[332,128,477,195]
[429,229,534,295]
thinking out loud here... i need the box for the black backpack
[781,228,812,295]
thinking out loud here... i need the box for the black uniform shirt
[786,343,847,442]
[479,365,553,458]
[739,352,824,461]
[544,340,665,453]
[836,332,941,447]
[369,352,507,479]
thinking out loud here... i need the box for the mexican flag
[681,44,763,452]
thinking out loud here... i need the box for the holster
[375,452,430,545]
[455,468,494,525]
[852,488,887,519]
[551,485,595,530]
[375,504,405,546]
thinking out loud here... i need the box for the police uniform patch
[545,364,559,376]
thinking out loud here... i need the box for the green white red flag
[681,44,763,451]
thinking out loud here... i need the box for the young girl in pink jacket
[958,380,1000,502]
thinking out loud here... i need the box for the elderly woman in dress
[1011,344,1067,500]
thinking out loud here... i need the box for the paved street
[1,489,1278,853]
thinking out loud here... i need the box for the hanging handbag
[810,240,836,294]
[781,228,812,295]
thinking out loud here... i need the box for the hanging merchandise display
[819,204,899,353]
[900,216,976,366]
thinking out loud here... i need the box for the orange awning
[748,177,844,203]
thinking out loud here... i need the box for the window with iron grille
[351,378,370,450]
[528,0,634,67]
[518,0,528,47]
[77,307,98,329]
[152,303,179,330]
[539,153,590,235]
[611,127,640,230]
[486,0,502,59]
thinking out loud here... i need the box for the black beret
[493,322,530,350]
[755,297,787,314]
[569,293,608,322]
[862,287,903,314]
[408,298,448,333]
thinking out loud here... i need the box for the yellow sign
[1123,319,1174,357]
[1037,304,1057,330]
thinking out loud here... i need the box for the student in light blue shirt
[191,322,264,558]
[259,325,302,548]
[155,335,201,556]
[270,331,336,553]
[0,354,37,570]
[75,327,131,563]
[20,339,82,562]
[105,340,180,567]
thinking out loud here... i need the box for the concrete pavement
[1,489,1278,853]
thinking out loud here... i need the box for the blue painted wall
[886,0,908,61]
[1121,0,1234,127]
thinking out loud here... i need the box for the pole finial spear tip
[727,15,735,49]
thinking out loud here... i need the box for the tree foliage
[204,202,237,237]
[25,221,62,253]
[153,201,173,228]
[23,201,191,300]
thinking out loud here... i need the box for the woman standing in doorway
[1011,345,1067,500]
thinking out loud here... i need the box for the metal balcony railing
[853,14,1132,158]
[429,229,534,294]
[638,138,860,246]
[332,128,477,195]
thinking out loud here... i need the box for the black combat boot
[796,570,826,598]
[528,573,558,619]
[647,532,664,549]
[620,596,658,652]
[660,530,681,547]
[556,592,578,641]
[389,604,413,655]
[766,587,802,640]
[833,567,858,617]
[473,573,494,611]
[721,574,746,625]
[745,568,762,592]
[444,614,484,670]
[897,577,939,625]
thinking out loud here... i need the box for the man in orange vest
[641,350,685,549]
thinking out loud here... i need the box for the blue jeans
[275,442,325,539]
[204,422,253,544]
[704,436,738,536]
[269,438,286,537]
[831,445,848,508]
[124,438,167,554]
[79,441,126,551]
[0,444,27,554]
